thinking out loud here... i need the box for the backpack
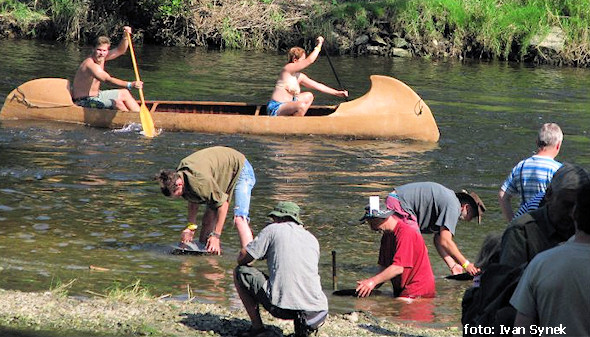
[461,263,526,337]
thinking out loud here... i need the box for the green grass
[104,280,153,302]
[1,0,589,63]
[328,0,590,60]
[0,0,46,23]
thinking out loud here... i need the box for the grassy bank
[0,285,460,337]
[0,0,588,65]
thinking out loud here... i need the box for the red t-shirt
[378,220,435,298]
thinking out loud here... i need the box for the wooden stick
[332,250,338,290]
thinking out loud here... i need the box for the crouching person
[234,201,328,337]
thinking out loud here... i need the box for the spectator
[498,123,562,222]
[510,181,590,335]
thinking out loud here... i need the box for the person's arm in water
[204,201,229,255]
[180,201,199,243]
[356,265,401,297]
[434,227,480,276]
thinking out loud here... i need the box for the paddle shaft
[323,49,349,102]
[125,31,157,138]
[126,32,146,104]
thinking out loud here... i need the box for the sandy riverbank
[0,288,461,337]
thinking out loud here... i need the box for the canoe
[0,75,440,142]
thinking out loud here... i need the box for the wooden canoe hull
[1,75,440,142]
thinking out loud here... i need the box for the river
[1,39,589,330]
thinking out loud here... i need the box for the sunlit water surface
[1,39,590,330]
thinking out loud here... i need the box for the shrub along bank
[0,0,589,65]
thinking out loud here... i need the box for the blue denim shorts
[233,159,255,219]
[266,99,283,116]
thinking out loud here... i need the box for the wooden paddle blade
[139,103,157,138]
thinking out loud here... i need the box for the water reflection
[355,297,436,323]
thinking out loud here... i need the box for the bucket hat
[268,201,303,225]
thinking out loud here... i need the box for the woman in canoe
[267,36,348,117]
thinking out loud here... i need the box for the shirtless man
[267,36,348,117]
[72,26,142,111]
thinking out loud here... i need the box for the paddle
[445,272,474,281]
[126,31,157,138]
[332,288,383,297]
[323,46,349,102]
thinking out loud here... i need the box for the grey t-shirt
[246,221,328,311]
[396,182,461,235]
[510,241,590,335]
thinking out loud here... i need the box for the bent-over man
[155,146,255,255]
[72,26,142,111]
[385,182,486,276]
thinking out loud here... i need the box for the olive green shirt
[176,146,245,208]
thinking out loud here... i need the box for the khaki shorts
[234,265,298,320]
[74,89,121,109]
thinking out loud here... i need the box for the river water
[1,39,589,330]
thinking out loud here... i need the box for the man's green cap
[268,201,303,225]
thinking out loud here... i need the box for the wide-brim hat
[456,190,486,224]
[268,201,303,225]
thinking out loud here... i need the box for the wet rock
[392,37,409,49]
[354,34,369,46]
[371,34,387,46]
[391,47,412,58]
[530,26,565,53]
[366,45,382,54]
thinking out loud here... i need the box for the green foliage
[0,0,46,23]
[347,0,590,60]
[221,17,243,49]
[48,0,87,40]
[137,0,191,19]
[158,0,185,17]
[330,1,404,30]
[1,0,589,63]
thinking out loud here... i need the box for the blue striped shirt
[501,155,561,206]
[513,191,545,219]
